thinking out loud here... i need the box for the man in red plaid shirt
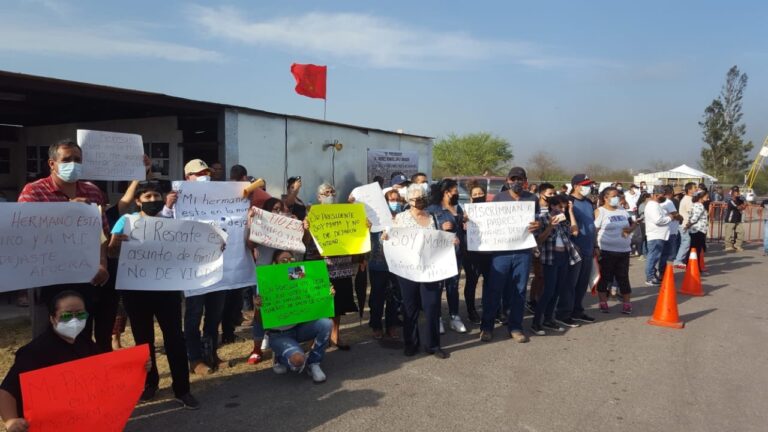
[18,139,110,337]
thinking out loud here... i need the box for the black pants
[462,252,491,312]
[596,250,631,295]
[221,288,246,340]
[91,258,121,352]
[368,269,400,331]
[122,290,190,397]
[184,291,226,365]
[398,277,441,351]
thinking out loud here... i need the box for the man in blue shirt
[556,174,597,328]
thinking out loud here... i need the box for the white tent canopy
[634,164,718,186]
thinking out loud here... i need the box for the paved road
[126,245,768,432]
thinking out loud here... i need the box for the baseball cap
[507,167,527,179]
[391,174,408,186]
[184,159,210,176]
[571,174,591,186]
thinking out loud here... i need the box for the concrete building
[0,70,433,204]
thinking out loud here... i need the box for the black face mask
[449,194,459,206]
[412,197,428,210]
[471,195,486,203]
[658,197,667,204]
[140,201,164,216]
[508,181,524,194]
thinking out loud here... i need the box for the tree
[432,132,513,177]
[700,66,754,184]
[527,151,568,181]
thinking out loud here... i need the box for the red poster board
[20,344,149,432]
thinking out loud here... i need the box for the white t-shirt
[660,199,679,233]
[595,207,631,252]
[644,200,671,241]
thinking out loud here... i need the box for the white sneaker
[439,317,446,335]
[306,363,327,383]
[272,362,287,375]
[261,334,269,351]
[449,315,467,333]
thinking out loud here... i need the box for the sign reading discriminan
[116,216,226,291]
[0,203,102,292]
[366,149,419,183]
[464,201,537,251]
[383,228,458,283]
[248,207,306,253]
[256,260,335,329]
[173,181,252,296]
[21,344,149,432]
[350,182,393,233]
[78,129,146,181]
[307,203,371,256]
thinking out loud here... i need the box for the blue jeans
[184,290,226,364]
[763,220,768,252]
[535,251,569,326]
[673,228,691,265]
[481,250,532,332]
[556,248,593,320]
[269,318,332,369]
[645,239,666,281]
[659,234,678,278]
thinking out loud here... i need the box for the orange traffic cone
[647,263,684,329]
[699,249,708,273]
[680,248,704,296]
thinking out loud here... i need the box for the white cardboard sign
[78,129,146,181]
[351,182,393,233]
[383,228,457,283]
[464,201,537,251]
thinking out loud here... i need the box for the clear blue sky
[2,0,767,172]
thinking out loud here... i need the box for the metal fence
[708,202,765,243]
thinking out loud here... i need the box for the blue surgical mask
[55,162,83,183]
[609,196,620,207]
[581,186,592,196]
[388,202,402,212]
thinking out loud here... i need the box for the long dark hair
[431,178,457,205]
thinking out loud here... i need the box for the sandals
[247,350,263,365]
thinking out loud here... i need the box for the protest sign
[21,344,148,432]
[464,201,537,251]
[173,181,253,296]
[366,149,419,183]
[78,129,146,181]
[383,228,458,282]
[248,207,306,253]
[116,216,226,291]
[307,203,371,256]
[0,203,101,292]
[350,182,393,232]
[256,260,334,329]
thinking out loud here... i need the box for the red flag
[290,63,327,99]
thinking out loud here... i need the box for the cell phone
[553,213,566,224]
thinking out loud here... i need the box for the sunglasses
[278,257,296,263]
[59,311,89,322]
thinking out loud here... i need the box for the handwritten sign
[116,216,226,290]
[0,203,101,292]
[21,344,148,432]
[78,129,145,181]
[256,260,334,329]
[174,181,253,296]
[383,228,457,282]
[367,149,419,183]
[351,182,393,233]
[249,207,306,253]
[464,202,537,251]
[307,203,371,256]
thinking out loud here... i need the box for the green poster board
[256,260,335,329]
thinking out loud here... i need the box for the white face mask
[581,186,592,196]
[609,196,620,207]
[319,195,335,204]
[195,175,211,182]
[55,318,86,340]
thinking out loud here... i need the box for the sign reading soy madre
[0,203,102,292]
[116,216,226,291]
[383,228,458,283]
[464,201,537,251]
[256,260,335,329]
[78,129,146,181]
[366,149,419,183]
[173,181,252,296]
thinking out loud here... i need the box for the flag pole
[323,98,327,121]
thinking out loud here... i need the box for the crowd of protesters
[0,137,762,432]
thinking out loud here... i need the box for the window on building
[26,146,50,180]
